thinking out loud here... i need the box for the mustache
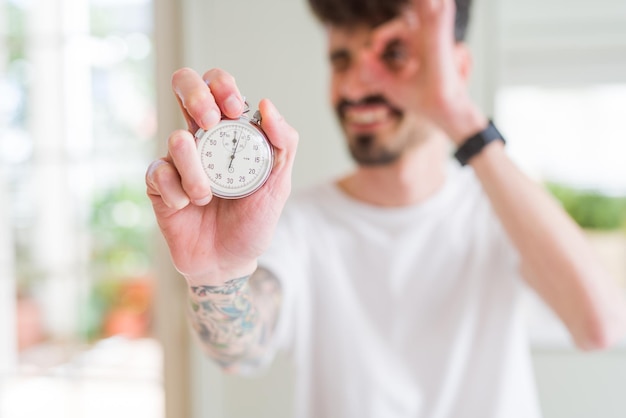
[336,95,403,119]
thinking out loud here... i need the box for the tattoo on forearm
[187,269,282,370]
[190,276,249,297]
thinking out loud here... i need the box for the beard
[347,134,403,166]
[337,95,406,166]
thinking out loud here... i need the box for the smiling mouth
[337,96,402,132]
[344,106,390,126]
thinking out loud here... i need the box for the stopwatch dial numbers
[220,129,248,153]
[198,125,272,198]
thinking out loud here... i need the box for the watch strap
[454,120,505,166]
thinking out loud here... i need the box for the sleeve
[256,201,309,365]
[489,207,522,276]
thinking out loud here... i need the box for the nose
[339,50,383,100]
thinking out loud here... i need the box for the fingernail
[193,195,212,206]
[201,109,220,128]
[267,100,281,120]
[224,95,242,116]
[168,196,190,210]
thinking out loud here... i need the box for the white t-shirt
[259,163,542,418]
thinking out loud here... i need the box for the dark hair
[307,0,472,42]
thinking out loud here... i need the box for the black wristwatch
[454,120,505,166]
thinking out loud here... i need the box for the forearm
[187,268,282,371]
[470,141,626,349]
[471,142,590,275]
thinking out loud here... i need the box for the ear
[453,43,473,85]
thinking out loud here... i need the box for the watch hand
[232,130,239,150]
[228,127,244,169]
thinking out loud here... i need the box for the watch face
[196,118,274,199]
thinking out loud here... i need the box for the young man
[146,0,626,416]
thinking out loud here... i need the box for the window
[497,84,626,195]
[496,84,626,346]
[495,0,626,347]
[0,0,162,416]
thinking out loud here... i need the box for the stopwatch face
[196,118,274,199]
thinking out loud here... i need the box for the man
[146,0,626,416]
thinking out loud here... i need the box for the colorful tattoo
[187,269,282,371]
[190,276,249,297]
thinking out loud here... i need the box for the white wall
[533,348,626,418]
[181,0,352,191]
[499,0,626,86]
[172,1,626,418]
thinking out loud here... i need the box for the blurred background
[0,0,625,418]
[1,0,161,417]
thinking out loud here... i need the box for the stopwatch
[195,104,274,199]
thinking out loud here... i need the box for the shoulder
[433,163,491,221]
[444,163,513,240]
[447,163,485,200]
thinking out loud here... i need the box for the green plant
[89,183,154,279]
[80,183,156,340]
[546,182,626,231]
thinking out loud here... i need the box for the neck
[338,136,451,207]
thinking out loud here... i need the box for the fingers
[172,67,245,132]
[172,68,219,132]
[146,159,190,210]
[167,129,214,205]
[369,18,420,80]
[257,99,299,172]
[416,0,457,82]
[148,102,298,208]
[146,129,213,210]
[168,67,298,203]
[413,0,455,42]
[202,68,245,119]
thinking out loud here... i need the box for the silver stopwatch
[195,103,274,199]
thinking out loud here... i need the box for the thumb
[258,98,299,173]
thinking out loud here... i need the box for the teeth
[346,108,388,124]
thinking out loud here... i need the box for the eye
[330,50,351,73]
[380,39,407,71]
